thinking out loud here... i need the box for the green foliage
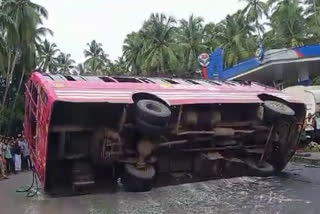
[122,32,144,74]
[139,13,178,75]
[2,0,320,135]
[312,75,320,85]
[241,0,268,40]
[0,0,50,136]
[37,39,59,72]
[56,52,75,75]
[216,10,256,68]
[84,40,109,75]
[267,0,306,48]
[177,15,207,73]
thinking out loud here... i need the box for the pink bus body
[24,72,305,193]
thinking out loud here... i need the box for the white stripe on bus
[55,92,271,97]
[56,95,258,99]
[55,91,289,98]
[58,95,258,100]
[56,94,261,98]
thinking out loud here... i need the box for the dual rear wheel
[122,99,169,192]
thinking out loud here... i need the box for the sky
[33,0,246,63]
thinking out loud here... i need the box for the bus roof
[30,72,300,105]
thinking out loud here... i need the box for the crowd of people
[0,134,31,179]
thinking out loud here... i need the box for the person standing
[0,137,8,179]
[21,135,31,170]
[14,138,22,172]
[4,139,15,174]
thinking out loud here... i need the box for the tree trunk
[1,53,12,107]
[254,1,262,43]
[160,50,165,75]
[11,67,25,112]
[256,19,262,42]
[2,52,18,106]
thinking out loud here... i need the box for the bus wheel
[268,118,297,172]
[122,164,155,192]
[136,99,171,126]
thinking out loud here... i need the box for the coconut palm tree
[178,15,207,73]
[84,40,108,74]
[37,39,60,72]
[75,63,87,75]
[108,57,128,76]
[34,26,54,51]
[122,32,144,74]
[140,13,178,74]
[241,0,268,40]
[216,10,256,67]
[0,11,16,38]
[0,0,50,135]
[56,53,75,75]
[304,0,320,43]
[0,11,19,107]
[203,22,219,52]
[305,0,320,20]
[0,0,48,106]
[268,0,306,47]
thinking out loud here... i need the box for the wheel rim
[146,103,162,113]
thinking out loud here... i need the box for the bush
[304,142,320,152]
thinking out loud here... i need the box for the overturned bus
[24,72,306,194]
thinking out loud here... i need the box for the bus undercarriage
[45,97,305,194]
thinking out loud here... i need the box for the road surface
[0,162,319,214]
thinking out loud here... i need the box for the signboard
[198,53,210,67]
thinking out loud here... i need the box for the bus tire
[268,117,298,172]
[122,164,155,192]
[136,99,171,126]
[264,100,295,122]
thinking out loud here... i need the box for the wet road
[1,162,320,214]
